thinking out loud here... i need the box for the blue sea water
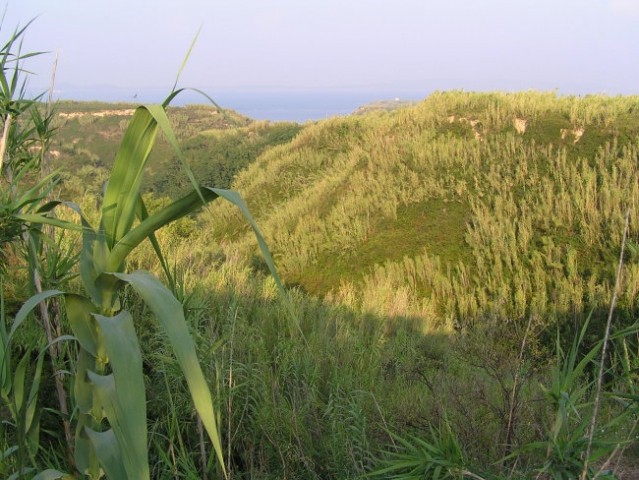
[45,85,427,122]
[207,90,425,122]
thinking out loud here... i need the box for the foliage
[513,318,620,479]
[197,91,639,335]
[0,19,74,478]
[12,94,291,478]
[369,422,473,480]
[4,21,639,479]
[47,101,300,200]
[1,285,46,479]
[369,319,638,480]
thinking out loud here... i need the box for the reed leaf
[101,106,158,247]
[10,289,63,339]
[83,428,127,480]
[32,469,74,480]
[112,270,226,474]
[90,310,148,478]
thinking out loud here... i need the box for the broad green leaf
[26,407,42,457]
[73,349,97,415]
[167,87,224,112]
[102,100,210,251]
[32,469,73,480]
[80,223,112,307]
[74,421,102,480]
[107,188,217,269]
[74,348,101,478]
[91,310,149,478]
[84,428,127,480]
[113,270,226,476]
[13,213,82,233]
[101,106,158,247]
[10,289,63,339]
[64,294,99,356]
[168,28,201,97]
[25,349,44,432]
[87,370,149,479]
[146,103,204,202]
[13,353,28,411]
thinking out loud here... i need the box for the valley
[4,90,639,478]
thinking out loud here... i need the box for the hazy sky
[5,0,639,96]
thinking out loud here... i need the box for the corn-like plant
[13,98,285,479]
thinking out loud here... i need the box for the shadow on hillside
[25,256,638,479]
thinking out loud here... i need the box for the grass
[187,92,639,337]
[48,101,256,198]
[369,199,470,266]
[290,199,470,297]
[5,43,639,478]
[5,55,289,476]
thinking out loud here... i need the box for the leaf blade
[112,270,226,476]
[90,311,149,479]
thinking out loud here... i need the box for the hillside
[48,101,302,198]
[353,98,419,115]
[7,91,639,479]
[42,92,639,332]
[198,91,639,331]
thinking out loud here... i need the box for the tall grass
[4,22,639,477]
[0,24,288,475]
[192,91,639,337]
[11,94,292,478]
[0,19,78,476]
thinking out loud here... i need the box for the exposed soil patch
[58,109,136,119]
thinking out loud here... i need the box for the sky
[4,0,639,99]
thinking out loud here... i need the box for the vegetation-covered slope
[49,101,301,198]
[6,89,639,479]
[200,91,639,332]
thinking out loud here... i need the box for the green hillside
[6,15,639,477]
[7,91,639,479]
[199,91,639,331]
[48,92,639,332]
[48,101,301,198]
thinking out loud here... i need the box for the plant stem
[33,266,74,465]
[226,308,237,479]
[504,314,534,458]
[581,208,630,479]
[0,112,12,180]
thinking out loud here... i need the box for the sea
[41,85,428,123]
